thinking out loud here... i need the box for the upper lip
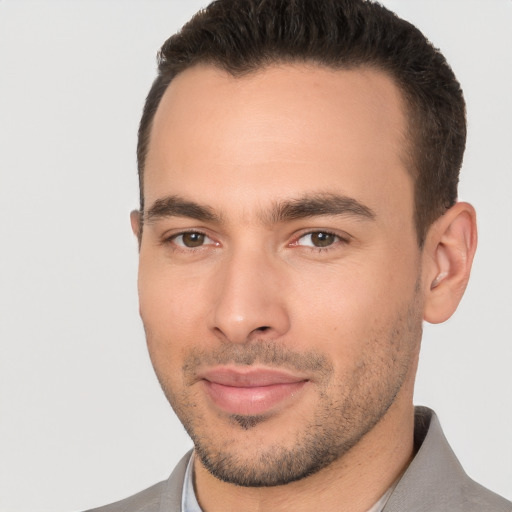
[199,367,308,387]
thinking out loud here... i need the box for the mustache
[182,341,333,381]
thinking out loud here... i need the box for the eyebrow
[144,192,376,225]
[265,192,376,224]
[145,195,221,224]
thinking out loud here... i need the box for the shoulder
[460,480,512,512]
[83,481,167,512]
[384,407,511,512]
[83,451,192,512]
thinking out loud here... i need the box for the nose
[209,246,291,344]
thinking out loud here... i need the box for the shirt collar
[181,452,202,512]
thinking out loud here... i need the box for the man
[89,0,511,510]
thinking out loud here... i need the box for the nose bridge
[211,242,290,343]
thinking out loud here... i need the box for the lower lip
[203,381,307,416]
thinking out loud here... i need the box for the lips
[199,367,308,416]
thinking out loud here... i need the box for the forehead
[144,63,413,222]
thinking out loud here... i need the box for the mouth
[199,367,309,416]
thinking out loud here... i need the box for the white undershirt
[181,453,394,512]
[181,453,202,512]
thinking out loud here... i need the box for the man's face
[137,64,425,486]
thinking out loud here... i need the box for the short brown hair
[137,0,466,245]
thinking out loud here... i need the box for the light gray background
[0,1,511,511]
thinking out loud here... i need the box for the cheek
[288,253,419,360]
[138,252,208,324]
[137,259,210,373]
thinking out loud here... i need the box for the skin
[132,64,477,512]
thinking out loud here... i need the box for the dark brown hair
[137,0,466,245]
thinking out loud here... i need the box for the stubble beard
[148,292,423,488]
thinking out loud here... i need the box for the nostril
[256,326,271,332]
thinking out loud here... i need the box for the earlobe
[423,202,477,324]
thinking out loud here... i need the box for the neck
[193,396,416,512]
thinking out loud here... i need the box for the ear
[422,202,477,324]
[130,210,142,246]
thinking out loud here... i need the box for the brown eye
[310,232,336,247]
[174,232,207,248]
[297,231,339,248]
